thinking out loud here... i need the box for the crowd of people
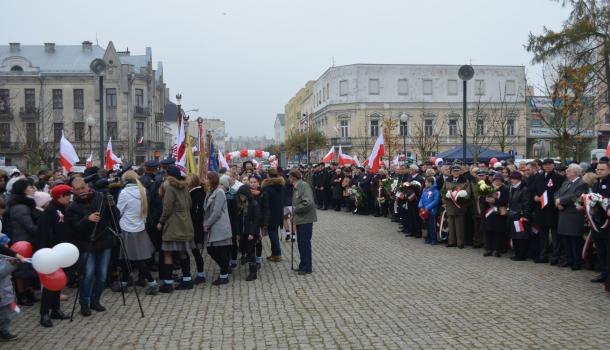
[0,159,316,341]
[303,156,610,292]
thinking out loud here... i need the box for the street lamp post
[90,59,107,168]
[85,114,95,158]
[400,112,409,160]
[458,65,474,163]
[302,113,309,166]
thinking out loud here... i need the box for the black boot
[24,289,40,302]
[90,300,106,312]
[50,309,70,320]
[17,293,34,306]
[80,304,91,317]
[246,264,257,281]
[40,313,53,327]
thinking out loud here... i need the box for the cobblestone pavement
[8,210,610,349]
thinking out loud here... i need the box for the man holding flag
[531,159,565,264]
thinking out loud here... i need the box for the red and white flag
[105,137,123,170]
[606,140,610,156]
[334,125,340,136]
[59,132,80,172]
[85,153,93,168]
[219,149,229,169]
[513,219,525,233]
[540,190,549,209]
[172,109,187,171]
[338,145,357,166]
[352,155,361,167]
[322,145,335,163]
[136,136,144,145]
[367,133,385,173]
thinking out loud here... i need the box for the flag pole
[197,117,204,180]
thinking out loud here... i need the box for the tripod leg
[119,260,127,306]
[70,251,90,321]
[291,221,295,271]
[117,235,145,318]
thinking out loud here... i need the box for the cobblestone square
[9,210,610,349]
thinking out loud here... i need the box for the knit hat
[33,191,52,209]
[51,184,73,200]
[11,178,31,195]
[166,165,182,179]
[492,173,504,181]
[509,171,522,180]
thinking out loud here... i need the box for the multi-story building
[286,64,528,161]
[284,81,314,136]
[0,41,168,170]
[165,111,227,153]
[225,136,275,152]
[274,113,285,144]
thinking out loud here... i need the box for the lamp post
[90,59,107,168]
[400,112,408,160]
[302,113,309,166]
[458,65,474,163]
[85,114,95,158]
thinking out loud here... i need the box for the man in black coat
[592,162,610,283]
[261,170,285,261]
[530,159,565,264]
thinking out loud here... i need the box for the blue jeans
[268,225,281,256]
[426,214,437,243]
[296,223,313,272]
[79,249,111,305]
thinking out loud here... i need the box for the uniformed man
[441,164,472,248]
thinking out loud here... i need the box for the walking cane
[291,216,295,271]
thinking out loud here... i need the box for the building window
[475,80,486,96]
[53,123,63,142]
[530,119,543,127]
[326,83,330,100]
[370,119,379,137]
[52,89,63,109]
[74,122,84,142]
[398,79,408,95]
[448,119,458,136]
[107,122,118,140]
[26,123,36,145]
[505,80,516,96]
[10,65,23,72]
[339,120,349,138]
[447,79,458,96]
[476,118,485,135]
[73,89,84,109]
[424,119,433,137]
[25,89,36,112]
[423,79,433,95]
[339,80,348,96]
[106,88,117,108]
[369,79,380,95]
[507,119,515,136]
[136,89,144,107]
[400,121,408,136]
[136,121,145,139]
[0,89,9,113]
[322,87,326,101]
[0,123,10,142]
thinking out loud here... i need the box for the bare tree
[487,85,524,154]
[381,115,400,161]
[410,110,444,161]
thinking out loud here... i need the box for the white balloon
[52,243,80,268]
[32,248,61,274]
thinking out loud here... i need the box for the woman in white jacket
[116,170,158,295]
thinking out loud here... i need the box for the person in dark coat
[555,164,589,270]
[441,165,472,248]
[37,185,73,327]
[591,162,610,284]
[6,178,39,306]
[248,175,264,269]
[507,172,531,261]
[481,173,509,257]
[530,159,566,264]
[330,168,344,211]
[261,169,285,261]
[186,174,206,284]
[140,160,164,271]
[232,184,262,281]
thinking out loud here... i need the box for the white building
[274,113,285,144]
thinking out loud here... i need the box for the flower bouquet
[349,185,367,208]
[476,180,495,197]
[445,188,469,208]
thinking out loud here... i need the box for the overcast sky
[1,0,570,137]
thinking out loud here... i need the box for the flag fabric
[209,142,219,172]
[338,145,357,166]
[513,219,525,233]
[173,109,187,172]
[85,153,93,168]
[367,133,385,173]
[607,140,610,156]
[322,145,335,163]
[352,155,361,167]
[186,135,196,174]
[219,149,229,169]
[540,190,549,209]
[136,136,144,145]
[334,125,340,136]
[59,132,80,172]
[105,137,122,171]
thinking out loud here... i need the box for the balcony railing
[0,107,13,120]
[134,106,151,117]
[19,107,39,119]
[154,112,164,122]
[330,137,352,146]
[0,141,20,151]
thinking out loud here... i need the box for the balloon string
[0,254,31,263]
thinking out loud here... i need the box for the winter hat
[166,165,182,179]
[11,178,31,195]
[509,171,522,180]
[492,173,504,181]
[51,184,73,200]
[33,191,52,209]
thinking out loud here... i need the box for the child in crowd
[419,177,440,245]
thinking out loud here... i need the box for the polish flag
[173,111,187,172]
[59,132,80,172]
[540,190,549,209]
[105,137,122,170]
[322,145,335,163]
[338,145,356,166]
[513,219,525,233]
[219,149,229,169]
[367,133,385,173]
[606,140,610,156]
[352,155,361,167]
[85,153,93,168]
[136,136,144,145]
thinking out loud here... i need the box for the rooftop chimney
[82,40,92,52]
[9,43,20,52]
[44,42,55,53]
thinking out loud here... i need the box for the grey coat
[0,259,17,307]
[203,188,232,244]
[555,177,589,237]
[292,180,317,225]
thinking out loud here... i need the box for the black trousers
[40,288,60,316]
[120,259,155,283]
[484,230,503,252]
[513,238,528,259]
[407,204,422,237]
[207,245,231,276]
[562,235,583,268]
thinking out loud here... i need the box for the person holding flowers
[480,173,509,257]
[441,164,472,248]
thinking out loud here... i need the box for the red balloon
[239,149,248,158]
[255,150,263,158]
[418,208,430,221]
[10,241,33,258]
[38,269,67,292]
[430,157,436,164]
[490,157,498,166]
